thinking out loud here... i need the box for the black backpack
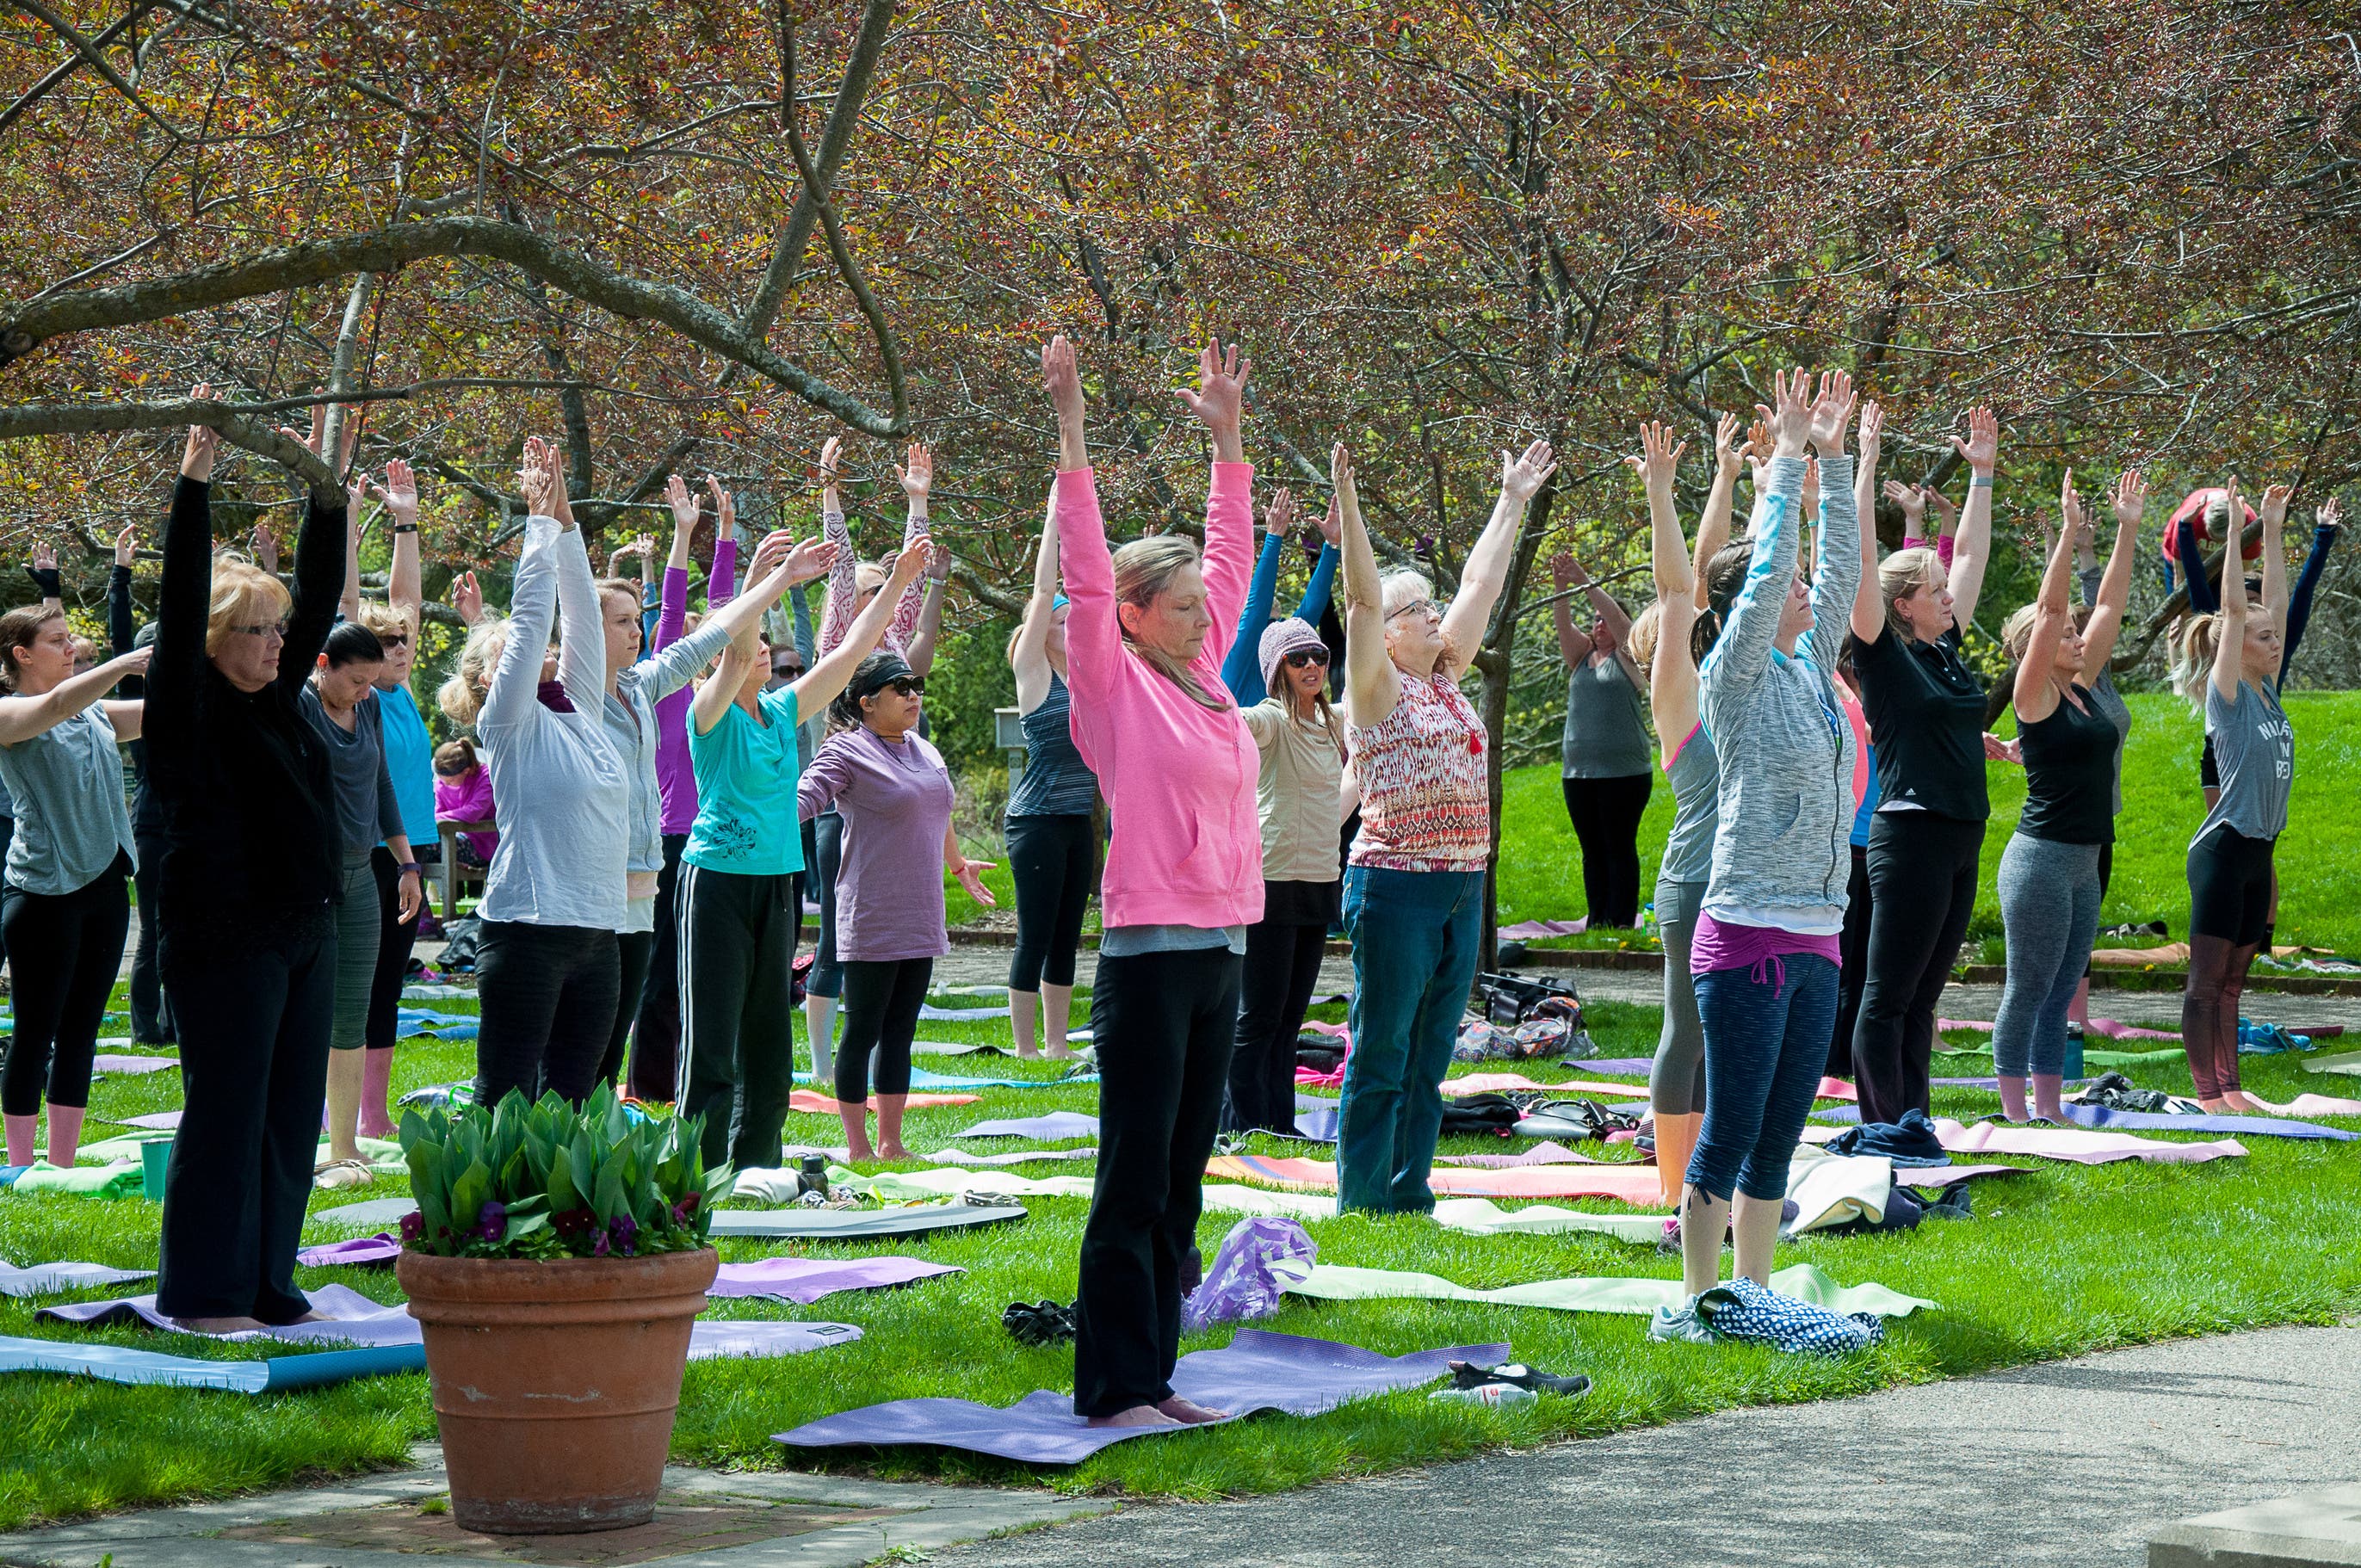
[1438,1092,1522,1138]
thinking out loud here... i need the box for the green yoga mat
[1283,1260,1935,1318]
[1938,1044,2185,1068]
[1430,1197,1665,1244]
[2302,1050,2361,1077]
[3,1163,145,1199]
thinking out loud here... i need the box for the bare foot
[844,1140,876,1164]
[2199,1096,2238,1114]
[2221,1090,2260,1114]
[357,1119,396,1140]
[1085,1404,1182,1429]
[876,1143,912,1162]
[173,1315,266,1334]
[1016,1046,1042,1060]
[1154,1396,1229,1423]
[287,1310,330,1324]
[1048,1044,1075,1060]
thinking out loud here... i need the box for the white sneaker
[1648,1295,1716,1344]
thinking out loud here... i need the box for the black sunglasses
[883,676,925,697]
[1283,646,1332,668]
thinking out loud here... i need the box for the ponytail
[2173,613,2222,711]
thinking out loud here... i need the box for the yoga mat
[1933,1041,2186,1068]
[40,1284,863,1359]
[1296,1065,1345,1090]
[4,1163,144,1198]
[2302,1050,2361,1077]
[1437,1140,1603,1169]
[2251,1093,2361,1118]
[908,1066,1097,1090]
[0,1258,158,1297]
[789,1089,980,1115]
[1284,1260,1933,1318]
[401,983,478,1000]
[90,1054,179,1075]
[776,1329,1505,1463]
[396,1008,479,1040]
[1205,1153,1666,1206]
[918,1003,1011,1022]
[297,1234,402,1268]
[104,1111,183,1131]
[0,1336,423,1392]
[1938,1015,2180,1041]
[709,1203,1028,1241]
[1428,1198,1665,1244]
[914,1041,1011,1057]
[709,1256,962,1304]
[1293,1106,1339,1143]
[1442,1072,1666,1098]
[925,1146,1098,1167]
[312,1196,420,1228]
[1784,1149,1900,1234]
[1500,918,1586,938]
[1802,1118,2247,1165]
[955,1112,1099,1139]
[2057,1103,2358,1141]
[831,1167,1097,1204]
[1200,1184,1337,1221]
[1564,1058,1655,1077]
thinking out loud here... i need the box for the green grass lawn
[1493,690,2361,960]
[3,980,2358,1528]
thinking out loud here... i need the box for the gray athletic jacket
[1697,452,1861,935]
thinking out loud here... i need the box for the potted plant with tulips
[395,1085,732,1534]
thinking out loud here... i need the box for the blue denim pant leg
[1688,954,1840,1203]
[1337,867,1486,1213]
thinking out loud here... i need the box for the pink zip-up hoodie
[1056,462,1264,930]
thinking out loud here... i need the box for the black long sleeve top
[142,476,345,951]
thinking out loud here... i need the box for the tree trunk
[1475,477,1561,971]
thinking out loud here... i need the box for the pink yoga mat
[788,1090,980,1114]
[1938,1015,2180,1041]
[2248,1093,2361,1118]
[1436,1140,1603,1169]
[1499,918,1586,939]
[1206,1153,1666,1207]
[1808,1118,2245,1165]
[1443,1072,1672,1098]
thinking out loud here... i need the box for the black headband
[849,653,916,703]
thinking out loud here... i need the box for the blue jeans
[1688,954,1839,1203]
[1337,866,1486,1213]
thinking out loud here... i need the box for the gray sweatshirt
[1697,452,1861,935]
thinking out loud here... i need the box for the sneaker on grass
[1648,1295,1717,1344]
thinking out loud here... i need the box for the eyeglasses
[1385,598,1441,623]
[1283,646,1331,669]
[232,620,289,640]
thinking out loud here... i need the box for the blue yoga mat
[777,1329,1505,1464]
[0,1335,423,1392]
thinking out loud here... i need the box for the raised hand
[1624,419,1686,491]
[1857,400,1884,466]
[893,441,932,503]
[2059,468,2087,538]
[1501,437,1557,503]
[250,522,280,576]
[279,401,361,480]
[1882,479,1928,527]
[1806,369,1856,454]
[1952,406,1999,476]
[1041,335,1085,425]
[1800,456,1820,520]
[1982,732,2023,765]
[2259,481,2294,525]
[817,437,844,491]
[1330,441,1357,505]
[114,525,137,569]
[1317,489,1342,547]
[706,475,735,538]
[2319,497,2343,536]
[2112,469,2146,530]
[665,473,702,533]
[1264,488,1297,539]
[30,543,56,573]
[888,535,934,588]
[109,645,155,681]
[383,458,417,527]
[1714,411,1744,479]
[517,435,573,528]
[780,535,839,587]
[1743,415,1773,465]
[2222,475,2247,546]
[746,528,794,583]
[1551,553,1586,590]
[452,570,484,626]
[182,382,220,483]
[1758,367,1812,460]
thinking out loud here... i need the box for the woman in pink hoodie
[1043,333,1262,1430]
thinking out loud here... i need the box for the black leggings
[630,834,689,1102]
[1074,945,1239,1417]
[835,957,933,1104]
[807,812,844,999]
[1227,896,1330,1134]
[1006,813,1094,991]
[1854,811,1986,1126]
[474,921,620,1110]
[2184,826,2274,1100]
[129,824,173,1044]
[596,929,656,1089]
[363,845,423,1053]
[0,852,133,1114]
[1561,773,1653,927]
[1829,843,1872,1077]
[677,864,798,1171]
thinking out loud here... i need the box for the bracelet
[392,523,418,534]
[399,861,423,875]
[1970,475,1995,489]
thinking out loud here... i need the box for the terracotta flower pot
[396,1246,719,1534]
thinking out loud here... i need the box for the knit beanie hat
[1257,616,1328,691]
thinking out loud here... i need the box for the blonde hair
[353,601,407,641]
[1111,535,1227,712]
[1629,602,1663,674]
[436,618,510,726]
[204,562,293,658]
[1876,546,1945,640]
[2173,613,2222,710]
[1999,602,2038,662]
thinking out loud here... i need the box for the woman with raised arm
[1004,496,1099,1060]
[0,602,146,1171]
[151,393,349,1333]
[1552,552,1651,929]
[1649,373,1863,1347]
[2179,478,2292,1114]
[1624,413,1738,1205]
[1045,332,1261,1430]
[680,526,899,1171]
[1989,472,2142,1123]
[105,524,173,1053]
[1846,406,2000,1127]
[434,437,628,1108]
[1218,489,1344,707]
[299,619,423,1190]
[798,647,995,1163]
[806,439,934,1075]
[1338,430,1557,1215]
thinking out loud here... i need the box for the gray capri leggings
[1993,833,2103,1078]
[329,853,380,1052]
[1650,878,1709,1114]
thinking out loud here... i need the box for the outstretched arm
[1439,438,1557,676]
[2014,472,2083,724]
[0,648,152,745]
[1221,494,1292,707]
[1173,340,1254,651]
[2081,470,2144,680]
[1551,554,1597,667]
[2284,497,2341,682]
[1011,493,1062,714]
[1803,378,1862,670]
[794,539,931,719]
[1709,368,1813,702]
[1295,492,1343,626]
[1945,406,2000,631]
[1336,441,1400,731]
[385,460,422,642]
[816,438,857,654]
[2212,477,2252,703]
[1691,412,1741,614]
[2258,482,2292,637]
[890,441,936,665]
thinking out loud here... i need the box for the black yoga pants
[1005,813,1094,992]
[1829,843,1872,1077]
[473,921,620,1110]
[807,812,844,1000]
[1227,902,1328,1134]
[677,864,798,1172]
[1073,945,1240,1418]
[0,852,133,1115]
[129,825,173,1045]
[629,834,689,1102]
[1853,811,1986,1126]
[156,927,333,1324]
[362,844,423,1053]
[1561,773,1653,928]
[595,929,656,1090]
[835,957,933,1105]
[2188,824,2274,944]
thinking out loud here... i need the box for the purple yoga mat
[297,1234,402,1268]
[2058,1103,2357,1141]
[40,1282,862,1358]
[112,1111,183,1131]
[90,1054,179,1076]
[955,1113,1099,1140]
[711,1256,962,1304]
[777,1329,1506,1464]
[1566,1058,1654,1077]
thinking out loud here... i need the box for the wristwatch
[399,861,423,876]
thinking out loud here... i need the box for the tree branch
[0,396,338,499]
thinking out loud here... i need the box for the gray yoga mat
[776,1329,1505,1464]
[0,1258,158,1297]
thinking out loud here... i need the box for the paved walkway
[927,1323,2361,1568]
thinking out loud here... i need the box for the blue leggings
[1688,954,1839,1203]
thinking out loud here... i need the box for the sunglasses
[232,620,289,640]
[380,633,411,649]
[880,676,924,697]
[1283,646,1331,669]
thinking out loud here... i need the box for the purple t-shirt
[795,725,955,963]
